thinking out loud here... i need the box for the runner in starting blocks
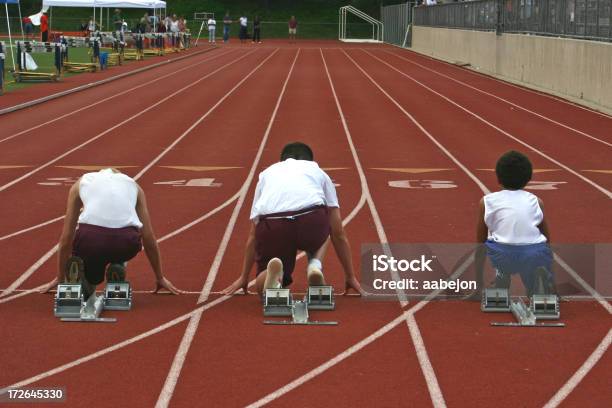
[43,168,182,321]
[222,143,363,322]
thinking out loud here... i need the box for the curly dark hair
[280,142,314,161]
[495,150,533,190]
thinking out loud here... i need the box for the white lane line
[321,48,445,407]
[0,216,64,242]
[0,49,259,193]
[543,329,612,408]
[553,254,612,314]
[375,49,612,148]
[0,50,236,145]
[155,49,301,408]
[0,49,277,299]
[245,310,413,408]
[391,49,612,120]
[359,50,612,200]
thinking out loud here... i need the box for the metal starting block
[54,284,83,318]
[306,286,335,310]
[491,298,564,328]
[530,294,560,320]
[54,281,133,323]
[103,282,132,310]
[263,288,293,317]
[264,300,338,326]
[481,288,510,312]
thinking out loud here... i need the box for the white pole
[5,3,16,71]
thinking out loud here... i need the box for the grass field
[2,47,96,92]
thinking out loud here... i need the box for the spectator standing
[252,15,261,43]
[288,15,297,42]
[23,17,33,39]
[239,14,248,44]
[87,16,96,36]
[208,16,217,43]
[223,12,232,43]
[40,11,49,42]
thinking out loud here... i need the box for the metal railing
[414,0,612,42]
[381,2,415,47]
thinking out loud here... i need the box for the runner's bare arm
[329,207,363,295]
[475,197,488,295]
[537,198,551,243]
[135,186,181,294]
[221,223,256,295]
[42,180,82,293]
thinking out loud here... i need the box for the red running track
[0,40,610,408]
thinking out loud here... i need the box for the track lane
[362,49,612,188]
[337,48,611,407]
[380,48,612,140]
[0,49,309,400]
[0,49,267,236]
[164,48,431,408]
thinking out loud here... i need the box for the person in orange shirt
[40,11,49,42]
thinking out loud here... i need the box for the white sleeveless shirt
[483,190,546,244]
[78,169,143,229]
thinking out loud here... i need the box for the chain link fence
[414,0,612,42]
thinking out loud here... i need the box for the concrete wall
[411,26,612,114]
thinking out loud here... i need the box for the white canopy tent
[41,0,166,33]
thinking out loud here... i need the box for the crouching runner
[222,142,363,297]
[41,168,181,297]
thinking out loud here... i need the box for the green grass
[2,46,97,93]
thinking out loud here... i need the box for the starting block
[531,294,560,320]
[54,284,83,318]
[263,287,338,325]
[263,288,293,317]
[54,281,132,323]
[481,288,510,312]
[306,286,335,310]
[103,282,132,310]
[490,297,564,328]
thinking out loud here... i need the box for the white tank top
[483,190,546,244]
[78,169,143,228]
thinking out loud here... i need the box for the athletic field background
[1,0,389,40]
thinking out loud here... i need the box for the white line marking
[245,310,413,408]
[391,49,612,120]
[0,49,259,193]
[553,254,612,314]
[321,48,445,407]
[543,329,612,408]
[0,216,64,242]
[375,49,612,148]
[0,49,275,299]
[360,50,612,199]
[0,50,236,145]
[155,49,301,408]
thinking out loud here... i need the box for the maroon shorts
[73,223,142,285]
[255,206,330,286]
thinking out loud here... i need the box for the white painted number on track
[388,180,457,189]
[38,177,80,186]
[525,181,567,190]
[154,178,222,187]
